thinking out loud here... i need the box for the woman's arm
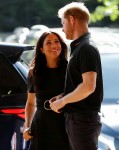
[23,92,36,141]
[24,92,36,127]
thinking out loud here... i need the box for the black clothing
[65,112,102,150]
[27,67,69,150]
[64,32,103,113]
[63,32,103,150]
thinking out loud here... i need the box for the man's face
[61,16,74,40]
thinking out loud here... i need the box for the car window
[0,53,27,96]
[20,50,34,68]
[101,54,119,100]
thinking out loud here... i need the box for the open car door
[0,52,27,150]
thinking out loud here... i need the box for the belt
[36,99,51,110]
[64,111,99,118]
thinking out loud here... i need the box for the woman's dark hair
[29,31,68,91]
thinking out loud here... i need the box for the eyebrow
[46,39,59,42]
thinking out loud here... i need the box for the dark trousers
[64,112,102,150]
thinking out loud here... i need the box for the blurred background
[0,0,119,45]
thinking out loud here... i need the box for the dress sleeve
[27,73,35,93]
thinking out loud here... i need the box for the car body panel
[0,42,34,63]
[99,52,119,150]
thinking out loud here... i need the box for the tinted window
[0,53,27,96]
[20,50,34,68]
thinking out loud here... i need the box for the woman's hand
[23,127,33,141]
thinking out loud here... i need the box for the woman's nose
[51,42,57,47]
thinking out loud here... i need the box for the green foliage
[90,0,119,22]
[0,0,118,31]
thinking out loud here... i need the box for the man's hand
[50,93,64,103]
[49,98,65,113]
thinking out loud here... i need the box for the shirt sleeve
[78,44,99,74]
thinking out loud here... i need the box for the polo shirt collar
[70,32,91,54]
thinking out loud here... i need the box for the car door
[0,52,27,150]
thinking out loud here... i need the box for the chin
[66,35,72,40]
[66,36,71,40]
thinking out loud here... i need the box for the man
[50,2,103,150]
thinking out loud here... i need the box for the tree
[90,0,119,22]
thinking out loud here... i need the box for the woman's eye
[46,40,60,45]
[46,42,51,45]
[55,40,60,43]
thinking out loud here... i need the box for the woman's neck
[46,59,58,68]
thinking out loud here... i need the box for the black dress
[27,67,70,150]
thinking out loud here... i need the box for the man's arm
[50,71,97,113]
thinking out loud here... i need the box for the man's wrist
[61,97,67,107]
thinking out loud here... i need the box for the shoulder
[80,39,99,55]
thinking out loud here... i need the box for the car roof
[99,49,119,55]
[0,42,34,63]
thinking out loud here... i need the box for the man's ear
[69,16,74,25]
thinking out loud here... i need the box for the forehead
[45,33,58,40]
[61,15,65,22]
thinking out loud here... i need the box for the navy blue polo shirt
[64,32,103,113]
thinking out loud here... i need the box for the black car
[0,43,34,150]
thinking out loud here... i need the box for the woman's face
[41,33,62,60]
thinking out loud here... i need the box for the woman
[23,31,70,150]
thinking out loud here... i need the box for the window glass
[20,50,34,68]
[0,54,27,96]
[101,54,119,101]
